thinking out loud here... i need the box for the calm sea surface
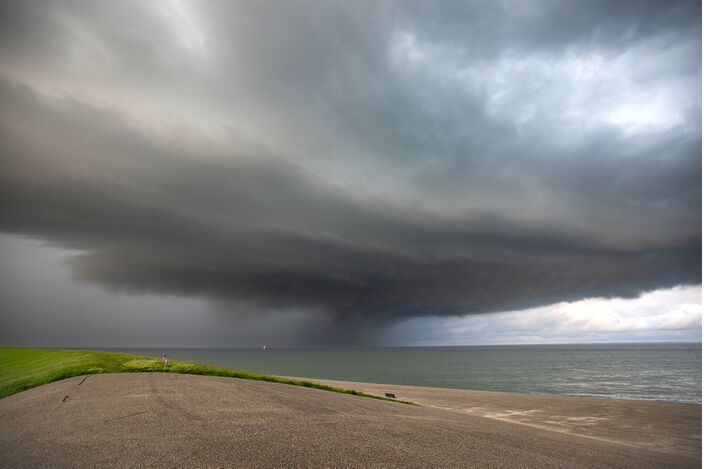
[110,343,702,404]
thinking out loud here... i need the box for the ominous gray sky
[0,0,701,346]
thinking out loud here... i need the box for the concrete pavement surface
[0,373,699,468]
[291,376,702,459]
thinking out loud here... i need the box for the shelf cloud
[0,0,700,344]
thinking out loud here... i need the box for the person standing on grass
[162,353,168,367]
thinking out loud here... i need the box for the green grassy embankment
[0,348,415,404]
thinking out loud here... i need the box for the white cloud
[151,0,208,57]
[390,285,702,345]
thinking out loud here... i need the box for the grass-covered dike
[0,348,415,404]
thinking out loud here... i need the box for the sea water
[111,342,701,404]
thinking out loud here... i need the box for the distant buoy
[262,345,267,350]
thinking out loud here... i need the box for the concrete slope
[291,376,701,459]
[0,373,698,468]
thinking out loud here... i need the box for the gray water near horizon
[106,343,701,404]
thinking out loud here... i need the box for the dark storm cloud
[0,0,700,339]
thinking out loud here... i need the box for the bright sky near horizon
[0,0,701,346]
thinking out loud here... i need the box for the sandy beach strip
[0,372,700,468]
